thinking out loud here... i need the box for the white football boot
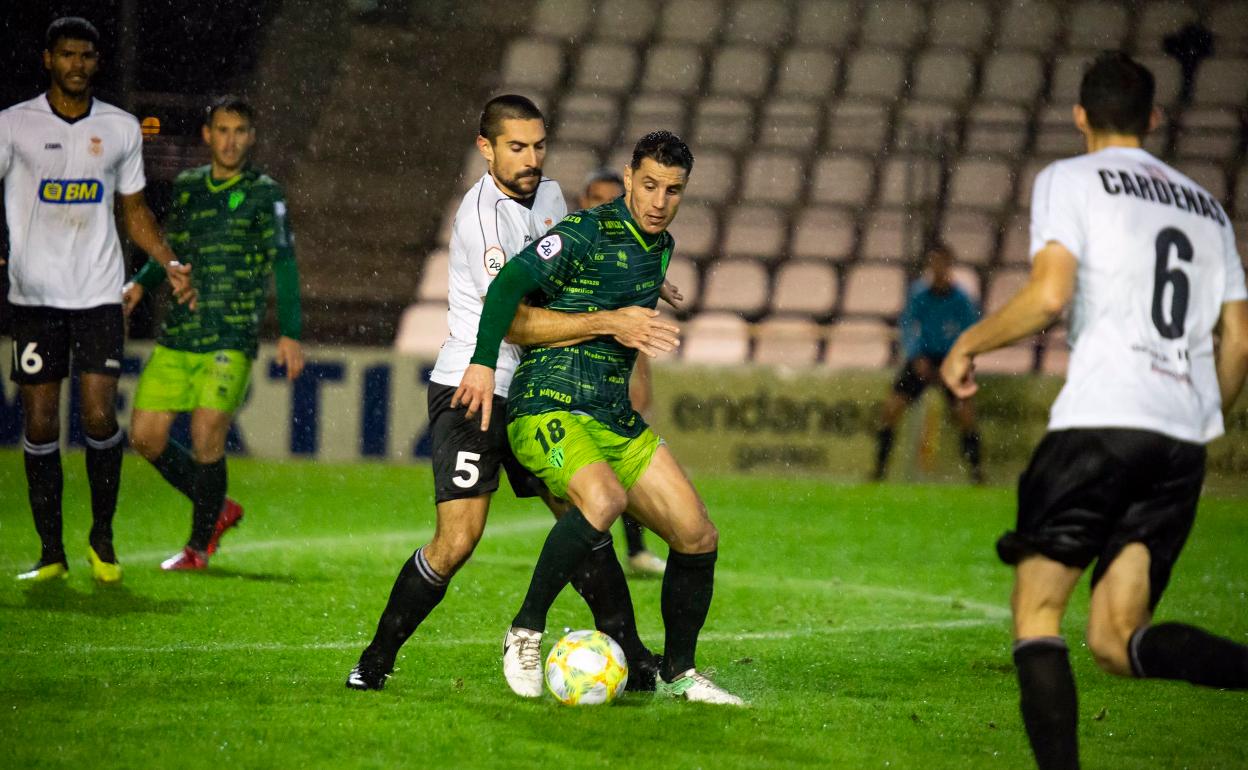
[502,626,544,698]
[657,668,746,706]
[628,549,667,576]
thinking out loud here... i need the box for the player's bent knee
[1086,622,1135,676]
[582,486,628,525]
[670,518,718,554]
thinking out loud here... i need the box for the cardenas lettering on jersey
[38,178,104,204]
[1096,168,1227,225]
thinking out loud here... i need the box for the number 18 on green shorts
[507,411,661,499]
[133,345,252,413]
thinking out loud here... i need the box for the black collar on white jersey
[45,93,94,125]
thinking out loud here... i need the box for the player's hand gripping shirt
[1031,146,1247,443]
[431,172,567,397]
[0,95,146,309]
[137,165,298,358]
[507,197,674,438]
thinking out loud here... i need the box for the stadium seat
[1048,55,1091,105]
[949,157,1014,212]
[1000,212,1032,265]
[664,256,701,309]
[1065,1,1130,51]
[790,207,857,262]
[859,0,925,49]
[684,149,736,203]
[1134,1,1198,53]
[456,146,485,194]
[878,155,941,208]
[843,51,907,102]
[1175,108,1243,161]
[1192,57,1248,107]
[942,209,997,266]
[985,267,1030,314]
[996,0,1059,51]
[825,99,890,154]
[643,45,706,95]
[692,97,755,150]
[776,49,840,98]
[896,101,959,137]
[842,262,908,316]
[700,259,770,315]
[1034,105,1085,156]
[1015,158,1054,208]
[656,0,723,43]
[554,93,620,145]
[592,0,658,41]
[499,40,564,91]
[622,95,687,143]
[963,102,1030,155]
[573,42,638,92]
[1174,160,1228,204]
[975,341,1036,373]
[543,144,600,203]
[723,206,787,261]
[436,199,458,246]
[681,312,750,365]
[951,264,982,301]
[1209,1,1248,55]
[1040,326,1069,375]
[860,209,923,264]
[742,152,804,205]
[1134,55,1183,107]
[772,260,839,317]
[794,0,858,47]
[723,0,792,47]
[416,249,449,303]
[668,203,718,258]
[531,0,591,39]
[754,318,824,367]
[824,319,894,370]
[811,154,875,208]
[759,99,821,151]
[980,51,1045,105]
[928,0,993,50]
[395,302,450,358]
[710,45,772,97]
[912,50,976,103]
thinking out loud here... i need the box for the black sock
[512,509,604,633]
[85,429,124,561]
[362,547,449,671]
[660,549,717,681]
[568,533,651,664]
[151,441,196,500]
[1014,637,1080,770]
[961,431,982,469]
[23,438,65,565]
[188,458,227,552]
[874,428,894,477]
[1130,623,1248,689]
[622,514,645,556]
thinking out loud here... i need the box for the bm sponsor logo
[39,178,104,204]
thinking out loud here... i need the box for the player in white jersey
[347,95,678,691]
[942,53,1248,769]
[1,18,193,585]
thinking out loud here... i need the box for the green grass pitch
[0,450,1245,768]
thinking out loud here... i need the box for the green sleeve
[274,256,302,340]
[509,212,598,298]
[133,259,166,290]
[164,177,191,257]
[258,180,296,265]
[469,260,545,369]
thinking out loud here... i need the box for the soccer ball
[544,630,629,705]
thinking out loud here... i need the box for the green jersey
[141,165,299,358]
[508,197,674,437]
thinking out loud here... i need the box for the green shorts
[133,345,252,414]
[508,411,661,499]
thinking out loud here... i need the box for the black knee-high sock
[660,549,717,681]
[1014,637,1080,770]
[151,441,196,500]
[568,533,651,663]
[188,458,227,552]
[874,428,894,477]
[961,430,982,469]
[85,429,124,561]
[512,509,603,633]
[1130,623,1248,689]
[622,514,645,556]
[362,547,449,670]
[23,438,65,565]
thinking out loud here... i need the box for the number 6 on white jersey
[452,451,482,488]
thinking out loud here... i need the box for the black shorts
[9,304,125,384]
[893,355,954,402]
[997,428,1206,609]
[427,382,546,503]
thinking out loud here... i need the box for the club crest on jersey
[228,190,246,210]
[88,136,103,156]
[536,234,562,261]
[39,178,103,204]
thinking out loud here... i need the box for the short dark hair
[630,131,694,174]
[46,17,99,51]
[206,95,256,126]
[583,167,624,190]
[1079,51,1155,137]
[479,94,544,142]
[926,240,955,263]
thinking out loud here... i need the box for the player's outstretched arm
[508,304,680,356]
[941,242,1076,397]
[119,192,196,309]
[1216,299,1248,419]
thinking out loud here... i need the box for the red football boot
[206,498,244,556]
[160,547,208,571]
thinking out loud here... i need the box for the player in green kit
[455,131,743,705]
[123,96,304,571]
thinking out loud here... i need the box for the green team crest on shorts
[547,445,565,469]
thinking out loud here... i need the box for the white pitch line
[4,617,1002,657]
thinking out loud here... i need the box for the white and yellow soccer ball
[544,630,629,705]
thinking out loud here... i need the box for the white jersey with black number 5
[430,171,567,397]
[1031,146,1248,443]
[0,94,146,309]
